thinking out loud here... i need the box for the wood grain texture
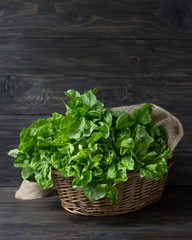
[0,0,192,39]
[0,75,192,115]
[0,152,22,187]
[0,39,192,77]
[0,0,191,238]
[0,186,192,239]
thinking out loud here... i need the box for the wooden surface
[0,186,192,240]
[0,0,192,239]
[0,0,192,39]
[0,39,192,76]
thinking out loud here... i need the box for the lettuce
[8,89,172,205]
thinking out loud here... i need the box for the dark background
[0,0,192,239]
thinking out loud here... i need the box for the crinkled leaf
[106,183,119,206]
[82,89,104,112]
[21,167,34,180]
[112,110,126,119]
[134,124,154,156]
[122,155,134,170]
[8,149,19,158]
[114,163,128,184]
[103,108,113,128]
[14,155,30,168]
[83,182,107,201]
[120,138,135,155]
[116,113,135,129]
[133,104,153,125]
[34,162,54,189]
[106,163,116,180]
[72,170,92,188]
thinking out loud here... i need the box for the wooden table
[1,186,192,240]
[0,0,192,239]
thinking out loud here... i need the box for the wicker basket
[52,158,174,216]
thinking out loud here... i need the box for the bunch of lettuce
[8,89,172,205]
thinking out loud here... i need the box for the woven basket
[52,158,174,216]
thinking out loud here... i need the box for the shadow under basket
[52,158,174,216]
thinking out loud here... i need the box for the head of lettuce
[8,88,172,206]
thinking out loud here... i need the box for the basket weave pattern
[52,159,173,216]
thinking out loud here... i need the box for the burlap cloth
[15,103,184,200]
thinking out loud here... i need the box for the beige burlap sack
[15,180,54,200]
[15,103,184,200]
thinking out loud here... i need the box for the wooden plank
[0,113,190,152]
[0,186,192,239]
[0,75,192,115]
[167,152,192,186]
[0,0,192,39]
[0,39,192,77]
[0,152,22,187]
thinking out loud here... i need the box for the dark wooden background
[0,0,192,239]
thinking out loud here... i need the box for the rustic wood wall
[0,0,191,187]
